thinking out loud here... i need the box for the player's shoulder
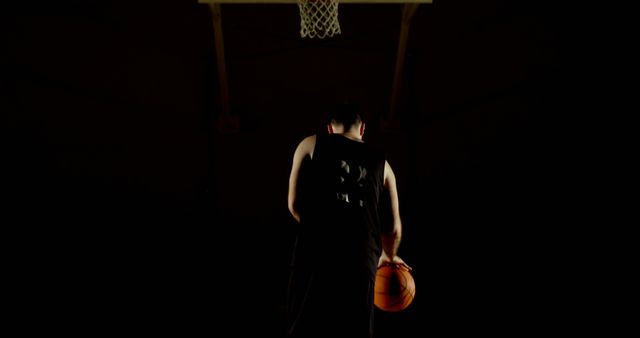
[299,134,317,148]
[295,134,317,156]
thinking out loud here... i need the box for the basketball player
[286,104,410,338]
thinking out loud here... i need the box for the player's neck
[337,132,364,142]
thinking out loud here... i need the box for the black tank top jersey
[295,133,386,281]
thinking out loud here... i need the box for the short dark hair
[326,103,363,131]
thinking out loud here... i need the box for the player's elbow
[288,199,300,220]
[288,203,296,218]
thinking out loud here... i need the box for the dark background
[4,0,570,336]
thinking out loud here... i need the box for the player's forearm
[381,225,401,258]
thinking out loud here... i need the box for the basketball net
[297,0,341,39]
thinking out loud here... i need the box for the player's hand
[378,254,412,271]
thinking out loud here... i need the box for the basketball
[374,264,415,312]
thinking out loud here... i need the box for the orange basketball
[374,264,416,312]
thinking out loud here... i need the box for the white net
[297,0,341,39]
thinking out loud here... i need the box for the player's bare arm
[288,135,316,223]
[379,160,411,270]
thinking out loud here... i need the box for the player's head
[326,103,365,137]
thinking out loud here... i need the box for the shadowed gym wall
[4,1,564,336]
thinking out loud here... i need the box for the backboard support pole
[384,3,419,130]
[209,3,239,133]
